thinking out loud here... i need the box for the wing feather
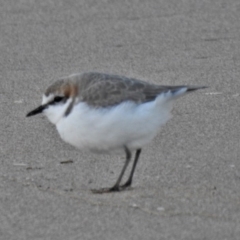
[75,72,205,107]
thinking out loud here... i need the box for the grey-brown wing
[78,72,205,108]
[77,73,166,107]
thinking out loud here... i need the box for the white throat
[42,94,73,125]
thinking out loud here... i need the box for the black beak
[26,105,46,117]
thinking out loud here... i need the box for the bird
[26,72,206,193]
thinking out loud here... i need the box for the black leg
[120,149,141,189]
[92,146,132,194]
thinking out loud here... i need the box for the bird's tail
[168,85,207,98]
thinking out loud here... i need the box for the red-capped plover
[27,72,206,193]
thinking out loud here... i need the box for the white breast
[56,93,173,152]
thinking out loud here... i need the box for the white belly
[56,95,173,152]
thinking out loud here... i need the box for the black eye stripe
[54,96,64,102]
[49,96,66,105]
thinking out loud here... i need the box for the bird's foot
[119,180,132,189]
[91,184,132,194]
[91,185,120,194]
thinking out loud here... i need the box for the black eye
[53,96,64,102]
